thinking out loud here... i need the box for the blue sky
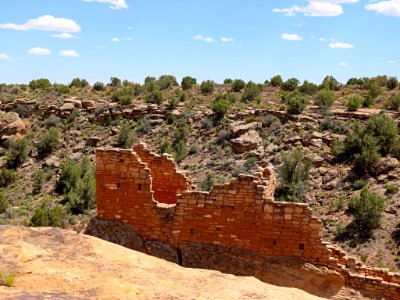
[0,0,399,84]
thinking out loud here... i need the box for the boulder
[59,103,75,111]
[63,98,82,108]
[230,130,262,154]
[0,111,26,139]
[82,99,96,109]
[229,121,262,138]
[373,157,399,176]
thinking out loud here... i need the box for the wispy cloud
[221,37,234,43]
[193,34,214,43]
[82,0,128,10]
[51,33,76,39]
[365,1,400,17]
[281,33,303,41]
[329,41,355,49]
[111,37,120,42]
[388,59,396,64]
[0,53,11,60]
[0,15,81,32]
[60,50,79,57]
[27,47,51,56]
[339,62,348,66]
[273,0,358,17]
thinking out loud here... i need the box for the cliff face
[0,225,332,300]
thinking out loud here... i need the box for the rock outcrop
[0,225,329,300]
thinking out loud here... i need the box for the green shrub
[275,147,312,202]
[348,188,385,233]
[146,89,164,104]
[29,78,52,90]
[32,170,46,195]
[352,179,367,190]
[286,91,308,115]
[68,173,95,214]
[110,77,121,88]
[36,127,60,156]
[353,135,381,174]
[270,75,283,87]
[364,113,398,156]
[200,80,215,94]
[282,78,300,91]
[363,94,374,108]
[224,78,233,85]
[244,157,257,170]
[168,96,179,110]
[48,205,66,227]
[386,183,399,195]
[6,137,29,168]
[231,79,246,92]
[117,122,135,148]
[211,97,230,120]
[181,76,197,90]
[157,75,178,90]
[0,168,16,188]
[199,171,215,191]
[44,114,61,128]
[241,81,262,102]
[347,96,362,111]
[368,81,382,98]
[299,80,318,95]
[315,89,336,110]
[321,75,340,91]
[30,206,49,227]
[387,94,400,111]
[54,84,70,95]
[0,272,15,287]
[93,81,104,91]
[112,87,133,105]
[0,193,9,214]
[30,202,66,227]
[56,160,82,194]
[69,78,88,89]
[387,76,398,90]
[136,118,152,135]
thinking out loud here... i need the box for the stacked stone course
[96,143,400,300]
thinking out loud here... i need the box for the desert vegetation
[0,74,399,271]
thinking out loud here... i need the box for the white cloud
[221,37,234,43]
[339,62,348,66]
[193,34,214,43]
[366,1,400,17]
[0,15,81,32]
[27,47,51,56]
[111,37,120,42]
[97,45,106,48]
[282,33,303,41]
[126,37,133,41]
[319,37,326,42]
[0,53,11,60]
[329,41,355,49]
[388,60,396,64]
[60,50,79,57]
[273,0,358,17]
[82,0,128,10]
[128,26,133,30]
[51,33,76,39]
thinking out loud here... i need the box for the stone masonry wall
[133,143,194,204]
[95,144,400,300]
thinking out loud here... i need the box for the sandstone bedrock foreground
[0,225,335,300]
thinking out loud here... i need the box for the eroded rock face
[230,130,262,154]
[0,111,26,139]
[373,157,399,176]
[0,225,327,300]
